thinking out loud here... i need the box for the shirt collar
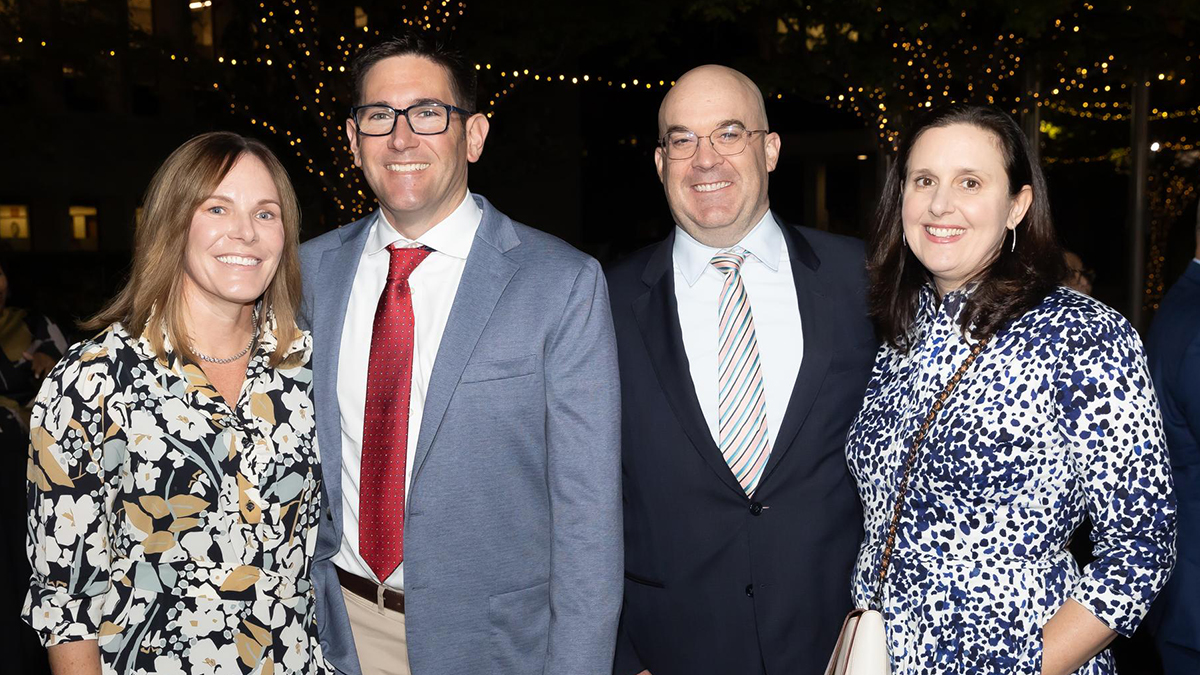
[672,210,783,287]
[367,190,481,259]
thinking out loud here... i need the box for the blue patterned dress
[846,286,1177,675]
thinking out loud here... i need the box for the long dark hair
[867,104,1065,351]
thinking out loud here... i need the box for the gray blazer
[299,195,622,675]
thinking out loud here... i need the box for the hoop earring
[1010,227,1017,253]
[902,231,907,248]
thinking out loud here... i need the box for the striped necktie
[711,249,772,496]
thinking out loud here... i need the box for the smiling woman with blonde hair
[23,132,333,675]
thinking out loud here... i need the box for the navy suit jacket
[605,219,875,675]
[1146,259,1200,666]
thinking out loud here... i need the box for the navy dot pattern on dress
[359,244,431,582]
[846,286,1177,675]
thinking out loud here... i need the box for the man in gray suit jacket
[300,32,622,675]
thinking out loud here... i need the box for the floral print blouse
[23,317,333,675]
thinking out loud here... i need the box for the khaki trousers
[340,585,411,675]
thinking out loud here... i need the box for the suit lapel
[633,233,746,497]
[410,197,519,484]
[759,221,832,485]
[312,217,374,527]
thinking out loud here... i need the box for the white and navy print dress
[847,286,1177,675]
[23,318,333,675]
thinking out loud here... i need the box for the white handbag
[823,337,989,675]
[824,608,890,675]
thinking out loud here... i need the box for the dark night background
[1,0,1199,673]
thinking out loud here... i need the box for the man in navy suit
[1146,219,1200,674]
[605,65,876,675]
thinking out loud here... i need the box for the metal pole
[1021,66,1041,163]
[1129,73,1149,331]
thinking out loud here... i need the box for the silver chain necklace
[193,310,259,365]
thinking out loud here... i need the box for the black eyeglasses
[350,103,471,136]
[658,124,769,160]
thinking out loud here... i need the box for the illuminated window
[355,6,368,28]
[129,0,153,34]
[0,205,29,240]
[69,206,99,251]
[191,2,214,52]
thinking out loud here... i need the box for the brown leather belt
[337,567,405,614]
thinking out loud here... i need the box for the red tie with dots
[359,244,431,582]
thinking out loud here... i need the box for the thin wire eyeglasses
[658,124,769,160]
[350,103,472,136]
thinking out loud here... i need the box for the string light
[818,6,1197,151]
[1145,169,1199,313]
[7,2,1196,227]
[479,67,673,113]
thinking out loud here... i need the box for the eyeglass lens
[355,105,450,135]
[663,126,752,159]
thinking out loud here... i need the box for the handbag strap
[870,336,989,609]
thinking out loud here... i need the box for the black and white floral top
[23,316,333,675]
[847,286,1177,675]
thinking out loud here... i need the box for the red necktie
[359,244,431,582]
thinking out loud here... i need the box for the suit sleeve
[543,257,623,674]
[1173,332,1200,442]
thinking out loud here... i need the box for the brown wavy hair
[85,132,303,367]
[867,104,1065,351]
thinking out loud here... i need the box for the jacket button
[325,510,333,522]
[749,501,763,516]
[745,584,754,597]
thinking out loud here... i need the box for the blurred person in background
[0,261,68,435]
[1063,250,1095,296]
[0,261,67,675]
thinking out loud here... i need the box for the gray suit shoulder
[506,218,602,277]
[300,227,340,252]
[300,218,369,260]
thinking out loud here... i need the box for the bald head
[653,64,780,248]
[658,65,769,135]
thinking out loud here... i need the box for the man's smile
[692,180,732,193]
[385,162,431,173]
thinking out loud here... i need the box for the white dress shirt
[673,211,804,446]
[332,192,482,590]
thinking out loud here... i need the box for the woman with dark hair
[846,104,1176,675]
[23,132,332,674]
